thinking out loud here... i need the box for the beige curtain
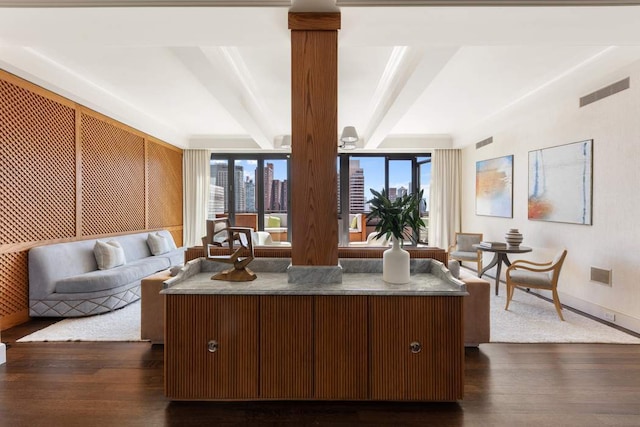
[183,149,210,247]
[429,149,461,249]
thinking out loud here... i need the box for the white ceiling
[2,3,640,151]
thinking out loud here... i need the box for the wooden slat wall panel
[369,296,464,401]
[147,140,183,231]
[0,79,76,244]
[315,296,368,399]
[165,295,259,400]
[0,70,184,330]
[80,112,145,236]
[260,295,313,399]
[0,252,28,321]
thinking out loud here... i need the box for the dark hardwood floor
[2,325,640,426]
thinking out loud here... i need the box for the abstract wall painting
[528,140,593,225]
[476,155,513,218]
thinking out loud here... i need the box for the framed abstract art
[476,155,513,218]
[528,139,593,225]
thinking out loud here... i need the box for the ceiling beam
[362,46,458,149]
[0,1,291,6]
[172,46,275,150]
[3,0,640,6]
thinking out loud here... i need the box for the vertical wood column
[289,12,340,266]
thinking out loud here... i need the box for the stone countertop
[162,272,467,296]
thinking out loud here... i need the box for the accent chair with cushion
[505,249,568,320]
[348,213,368,242]
[448,232,483,274]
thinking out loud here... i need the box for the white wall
[459,59,640,333]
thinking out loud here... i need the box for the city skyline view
[209,156,431,217]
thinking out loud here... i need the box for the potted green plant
[367,188,425,284]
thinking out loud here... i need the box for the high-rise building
[264,162,274,211]
[245,177,256,212]
[397,186,408,198]
[208,184,225,218]
[349,160,365,212]
[388,187,397,202]
[234,165,245,212]
[211,162,229,210]
[280,179,288,212]
[271,179,282,211]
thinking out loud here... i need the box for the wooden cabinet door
[165,295,259,399]
[260,295,313,398]
[314,295,368,399]
[369,296,464,401]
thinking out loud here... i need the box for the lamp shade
[281,135,291,148]
[340,126,359,143]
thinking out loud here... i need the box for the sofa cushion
[509,270,552,288]
[94,240,126,270]
[267,216,281,228]
[147,232,171,255]
[450,250,479,261]
[350,215,358,229]
[447,260,461,279]
[56,257,169,294]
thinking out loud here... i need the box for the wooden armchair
[505,249,568,320]
[448,232,483,273]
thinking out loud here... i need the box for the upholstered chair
[505,249,568,320]
[448,232,483,273]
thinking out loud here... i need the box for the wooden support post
[289,12,341,266]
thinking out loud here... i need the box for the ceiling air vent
[475,137,493,150]
[580,77,630,107]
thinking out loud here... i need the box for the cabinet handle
[207,340,219,353]
[410,341,422,354]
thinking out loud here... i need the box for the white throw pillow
[94,240,126,270]
[147,232,171,255]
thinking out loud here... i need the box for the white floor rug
[17,300,142,342]
[15,286,640,344]
[490,283,640,343]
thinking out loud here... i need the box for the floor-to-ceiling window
[210,154,290,242]
[211,152,430,245]
[339,153,431,244]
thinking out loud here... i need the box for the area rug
[17,300,141,342]
[490,283,640,343]
[16,287,640,344]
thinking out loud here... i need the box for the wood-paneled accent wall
[0,70,183,330]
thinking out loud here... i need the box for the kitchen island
[162,258,466,402]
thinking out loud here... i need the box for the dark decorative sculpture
[202,218,257,282]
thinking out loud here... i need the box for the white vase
[383,237,410,284]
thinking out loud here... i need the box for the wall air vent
[580,77,630,107]
[475,137,493,150]
[590,267,612,286]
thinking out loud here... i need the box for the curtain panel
[183,150,210,247]
[429,149,461,249]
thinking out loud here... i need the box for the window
[211,153,430,245]
[210,154,290,242]
[340,154,431,244]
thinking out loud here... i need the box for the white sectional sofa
[28,230,184,317]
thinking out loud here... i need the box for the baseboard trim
[462,265,640,337]
[554,293,640,337]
